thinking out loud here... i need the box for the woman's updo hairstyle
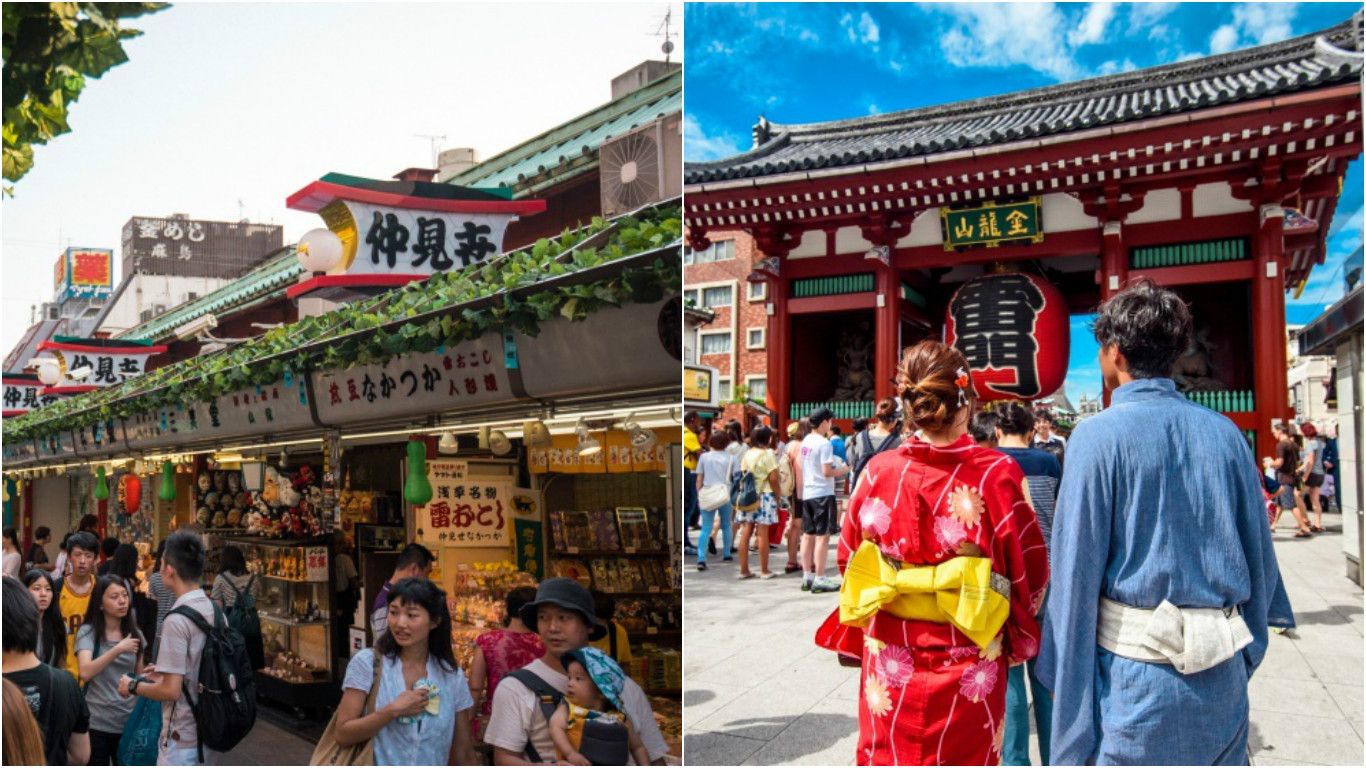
[896,340,975,433]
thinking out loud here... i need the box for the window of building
[701,286,732,308]
[700,331,732,355]
[747,327,766,350]
[684,288,699,307]
[718,377,733,401]
[748,281,767,301]
[747,377,767,401]
[690,240,736,264]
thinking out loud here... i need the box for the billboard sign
[54,248,114,302]
[121,217,284,279]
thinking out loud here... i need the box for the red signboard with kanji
[944,272,1069,402]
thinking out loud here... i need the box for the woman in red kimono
[816,340,1049,766]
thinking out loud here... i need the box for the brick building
[684,229,770,425]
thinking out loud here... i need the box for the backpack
[168,602,257,761]
[852,430,901,487]
[776,451,795,498]
[225,575,265,671]
[732,451,761,512]
[504,668,564,764]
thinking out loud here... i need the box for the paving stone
[684,730,766,766]
[1248,710,1363,766]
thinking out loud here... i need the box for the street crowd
[684,280,1324,766]
[2,524,670,766]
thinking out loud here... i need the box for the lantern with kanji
[944,271,1069,402]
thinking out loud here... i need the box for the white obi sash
[1097,597,1253,675]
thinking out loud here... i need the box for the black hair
[1033,408,1055,426]
[808,407,835,428]
[590,589,617,621]
[504,585,538,628]
[376,577,456,672]
[3,577,39,654]
[2,528,17,548]
[152,539,166,572]
[220,545,248,577]
[394,542,434,572]
[750,425,774,448]
[684,410,699,424]
[852,418,870,433]
[969,411,1000,444]
[33,526,50,541]
[68,531,99,556]
[20,570,65,664]
[110,544,139,582]
[831,425,843,436]
[58,532,72,552]
[995,402,1036,438]
[101,537,120,558]
[82,575,144,654]
[162,530,205,584]
[78,514,99,533]
[1092,280,1193,379]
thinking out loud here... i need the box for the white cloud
[858,12,881,44]
[1069,2,1116,47]
[1209,25,1239,54]
[1096,58,1137,76]
[683,114,743,162]
[1127,2,1178,34]
[936,3,1084,81]
[840,11,880,47]
[706,40,732,56]
[868,102,881,115]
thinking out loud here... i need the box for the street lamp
[296,228,343,275]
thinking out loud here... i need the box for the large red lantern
[123,473,142,514]
[944,271,1069,402]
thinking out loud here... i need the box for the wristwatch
[129,677,140,695]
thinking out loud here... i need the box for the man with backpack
[485,578,668,766]
[118,531,255,765]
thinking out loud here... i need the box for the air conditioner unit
[153,304,167,316]
[598,113,682,218]
[139,309,154,323]
[45,305,60,321]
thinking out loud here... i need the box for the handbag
[698,483,729,512]
[118,696,163,766]
[310,649,385,765]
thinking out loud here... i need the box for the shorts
[1305,473,1325,489]
[801,495,840,536]
[1277,484,1297,510]
[736,492,780,526]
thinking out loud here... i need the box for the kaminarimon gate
[683,13,1363,461]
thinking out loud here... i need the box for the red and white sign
[415,460,510,548]
[37,339,167,389]
[944,272,1069,402]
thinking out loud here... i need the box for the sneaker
[697,562,708,572]
[810,576,842,594]
[801,576,814,592]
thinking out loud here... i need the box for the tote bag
[698,483,730,511]
[118,696,163,766]
[310,650,384,765]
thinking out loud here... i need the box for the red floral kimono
[816,434,1049,766]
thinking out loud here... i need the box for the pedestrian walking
[3,575,91,766]
[22,568,68,669]
[370,543,435,638]
[993,401,1061,766]
[695,431,736,571]
[468,586,545,742]
[970,410,1000,448]
[683,412,704,554]
[782,419,810,574]
[334,578,476,765]
[815,340,1049,765]
[736,425,781,579]
[2,528,21,579]
[24,525,53,574]
[1037,281,1282,765]
[850,398,903,487]
[75,575,147,764]
[799,407,849,593]
[58,531,100,680]
[1299,422,1327,532]
[1271,423,1314,537]
[2,678,47,766]
[1031,410,1066,469]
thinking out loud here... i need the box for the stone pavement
[683,512,1363,766]
[221,712,318,765]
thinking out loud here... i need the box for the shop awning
[1298,284,1364,357]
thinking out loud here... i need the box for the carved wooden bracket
[1079,183,1147,222]
[753,225,797,258]
[859,212,914,249]
[1230,159,1310,206]
[686,229,713,253]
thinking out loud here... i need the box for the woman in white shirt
[2,528,21,578]
[695,432,736,572]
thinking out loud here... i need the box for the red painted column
[1252,203,1288,461]
[769,273,791,431]
[1099,221,1127,409]
[875,264,901,404]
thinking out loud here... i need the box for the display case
[224,535,334,711]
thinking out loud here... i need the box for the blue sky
[685,2,1363,404]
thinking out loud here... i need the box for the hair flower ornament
[955,367,971,406]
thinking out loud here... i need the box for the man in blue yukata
[1037,281,1282,765]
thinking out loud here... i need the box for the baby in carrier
[549,647,650,766]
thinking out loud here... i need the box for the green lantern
[403,439,433,506]
[93,466,110,501]
[159,461,176,502]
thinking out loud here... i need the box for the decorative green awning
[792,273,875,298]
[1130,239,1248,269]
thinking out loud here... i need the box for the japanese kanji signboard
[415,460,511,548]
[2,375,60,417]
[286,173,545,282]
[940,198,1043,250]
[53,248,113,301]
[944,272,1069,402]
[123,378,314,450]
[311,337,510,424]
[37,338,167,389]
[120,217,283,280]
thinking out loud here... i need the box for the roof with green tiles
[446,67,681,197]
[115,247,303,341]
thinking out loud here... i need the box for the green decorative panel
[1184,390,1255,413]
[791,273,875,298]
[901,283,928,309]
[1131,239,1248,269]
[789,401,876,420]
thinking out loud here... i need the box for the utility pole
[414,134,446,170]
[654,7,676,63]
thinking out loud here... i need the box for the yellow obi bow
[839,539,1011,650]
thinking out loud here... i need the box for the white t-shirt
[484,657,668,765]
[800,432,836,499]
[2,550,21,578]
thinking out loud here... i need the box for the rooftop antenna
[237,199,246,222]
[654,8,676,63]
[414,134,446,170]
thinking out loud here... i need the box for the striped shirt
[998,446,1062,559]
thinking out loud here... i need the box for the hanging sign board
[54,248,114,302]
[123,379,314,450]
[415,460,511,547]
[2,374,61,417]
[518,297,680,399]
[37,338,167,387]
[941,198,1043,250]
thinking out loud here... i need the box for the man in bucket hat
[485,578,668,765]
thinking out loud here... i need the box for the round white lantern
[297,228,344,274]
[35,357,61,386]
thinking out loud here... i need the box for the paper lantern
[123,473,142,513]
[403,440,432,506]
[159,461,177,502]
[94,466,110,501]
[944,272,1069,402]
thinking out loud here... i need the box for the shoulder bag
[310,650,385,765]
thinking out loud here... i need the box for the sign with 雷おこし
[416,461,511,548]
